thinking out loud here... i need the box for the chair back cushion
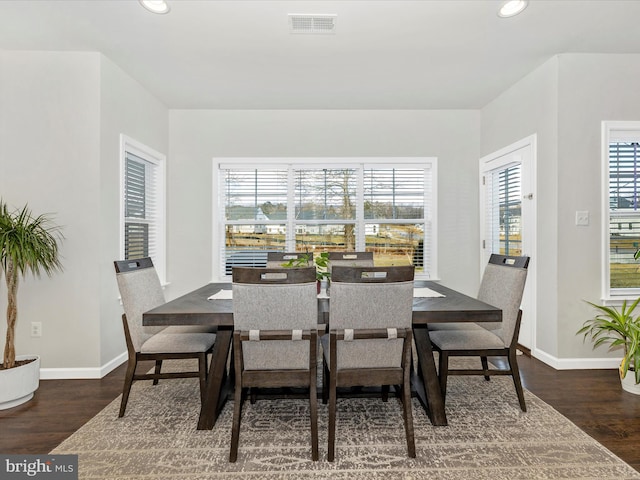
[114,258,166,352]
[266,252,313,268]
[233,267,317,370]
[477,255,529,346]
[329,266,414,369]
[327,251,374,270]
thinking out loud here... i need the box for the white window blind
[484,164,522,256]
[121,136,166,282]
[217,159,436,279]
[606,122,640,295]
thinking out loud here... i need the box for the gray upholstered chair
[230,266,319,462]
[327,251,374,270]
[429,254,530,411]
[321,265,416,461]
[266,251,313,268]
[114,257,217,417]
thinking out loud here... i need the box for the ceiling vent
[288,14,337,34]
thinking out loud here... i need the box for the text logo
[0,455,78,479]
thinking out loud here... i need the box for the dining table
[142,280,501,429]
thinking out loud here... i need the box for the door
[480,135,536,351]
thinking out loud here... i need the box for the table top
[143,280,501,327]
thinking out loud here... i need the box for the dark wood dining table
[143,280,501,429]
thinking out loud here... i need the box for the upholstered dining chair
[230,266,319,462]
[327,251,374,269]
[429,254,530,411]
[114,257,217,417]
[321,265,416,461]
[266,251,313,268]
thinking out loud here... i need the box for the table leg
[413,327,448,426]
[197,328,233,430]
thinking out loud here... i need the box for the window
[483,164,522,256]
[604,122,640,298]
[120,135,166,282]
[217,159,436,279]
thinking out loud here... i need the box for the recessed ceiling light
[498,0,528,18]
[139,0,170,15]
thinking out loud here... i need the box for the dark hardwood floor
[1,355,640,472]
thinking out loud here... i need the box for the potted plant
[280,251,331,293]
[577,298,640,394]
[313,252,330,283]
[0,200,63,409]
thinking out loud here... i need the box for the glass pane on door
[485,164,522,256]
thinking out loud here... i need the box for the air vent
[288,14,337,34]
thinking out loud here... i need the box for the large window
[217,159,436,279]
[120,135,166,282]
[604,122,640,298]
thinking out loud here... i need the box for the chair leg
[152,360,162,385]
[382,384,389,402]
[438,351,449,402]
[402,372,416,458]
[322,359,329,405]
[508,349,527,412]
[328,374,337,462]
[119,358,137,418]
[309,368,319,461]
[229,385,244,462]
[481,356,491,381]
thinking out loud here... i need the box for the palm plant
[578,298,640,384]
[0,200,63,370]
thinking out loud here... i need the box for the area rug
[51,359,640,479]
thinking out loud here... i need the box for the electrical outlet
[576,210,590,226]
[30,322,42,337]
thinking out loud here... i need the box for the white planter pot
[620,369,640,395]
[0,355,41,410]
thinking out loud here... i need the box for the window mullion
[356,165,365,250]
[286,166,295,251]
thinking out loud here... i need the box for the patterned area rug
[51,358,640,479]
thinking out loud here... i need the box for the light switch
[576,211,589,226]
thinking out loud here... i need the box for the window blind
[124,152,159,261]
[218,160,436,279]
[608,138,640,291]
[484,164,522,256]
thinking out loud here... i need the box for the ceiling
[1,0,639,110]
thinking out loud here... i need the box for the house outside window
[603,121,640,299]
[120,135,166,282]
[217,158,437,279]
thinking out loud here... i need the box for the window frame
[602,121,640,301]
[214,157,437,281]
[119,135,167,283]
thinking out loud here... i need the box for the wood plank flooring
[1,355,640,472]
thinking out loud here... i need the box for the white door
[480,135,536,351]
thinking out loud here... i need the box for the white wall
[0,51,102,371]
[0,51,168,377]
[481,53,640,365]
[8,48,638,376]
[167,109,482,299]
[481,57,560,358]
[98,56,169,368]
[556,54,640,359]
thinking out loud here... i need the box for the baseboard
[532,348,621,370]
[39,352,128,380]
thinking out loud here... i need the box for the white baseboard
[39,351,127,380]
[532,348,621,370]
[37,349,621,379]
